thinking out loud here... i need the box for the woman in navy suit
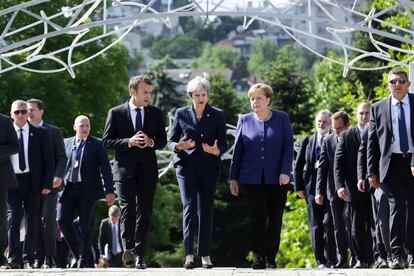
[229,83,294,269]
[168,76,227,269]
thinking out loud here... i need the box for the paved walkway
[0,268,413,276]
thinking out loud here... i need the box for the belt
[391,153,412,158]
[66,181,83,189]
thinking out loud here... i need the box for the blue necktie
[112,223,118,255]
[135,108,142,132]
[398,102,409,153]
[18,129,26,171]
[71,139,85,182]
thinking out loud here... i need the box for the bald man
[58,115,115,268]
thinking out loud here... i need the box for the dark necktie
[315,135,324,160]
[18,128,26,171]
[398,102,409,153]
[135,108,142,132]
[71,139,85,182]
[112,224,118,255]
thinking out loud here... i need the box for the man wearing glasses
[8,100,53,269]
[367,68,414,269]
[0,111,19,268]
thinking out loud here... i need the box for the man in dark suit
[0,112,19,268]
[102,75,167,269]
[7,100,53,269]
[27,98,67,269]
[358,127,391,268]
[334,103,374,268]
[368,68,414,269]
[294,109,336,268]
[98,205,123,267]
[315,111,351,268]
[58,115,115,268]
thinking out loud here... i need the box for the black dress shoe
[317,264,327,269]
[135,256,147,269]
[23,261,34,269]
[8,262,21,269]
[77,258,87,269]
[391,257,405,270]
[42,256,56,269]
[251,255,266,269]
[33,259,42,269]
[69,257,78,268]
[373,257,389,269]
[202,262,213,269]
[267,261,277,269]
[122,250,135,268]
[353,261,368,269]
[408,255,414,269]
[183,260,194,269]
[333,260,349,268]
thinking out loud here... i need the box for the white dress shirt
[128,100,144,131]
[68,137,86,182]
[391,94,414,153]
[11,122,30,174]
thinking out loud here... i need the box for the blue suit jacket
[167,104,227,168]
[230,110,294,184]
[64,135,114,200]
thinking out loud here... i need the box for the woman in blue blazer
[168,76,227,269]
[229,83,294,269]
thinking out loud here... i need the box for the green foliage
[312,52,365,117]
[261,45,314,133]
[207,72,244,125]
[278,191,314,268]
[192,44,241,69]
[149,34,203,59]
[0,1,130,137]
[145,62,186,121]
[247,38,278,76]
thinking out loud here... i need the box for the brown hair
[27,98,44,110]
[332,111,350,127]
[129,74,152,91]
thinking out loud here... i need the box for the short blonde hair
[187,76,210,97]
[247,83,273,106]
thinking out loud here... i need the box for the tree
[146,62,186,122]
[192,44,240,69]
[149,34,203,59]
[0,1,130,137]
[261,46,314,133]
[247,38,278,76]
[207,71,244,125]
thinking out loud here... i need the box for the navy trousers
[176,154,219,257]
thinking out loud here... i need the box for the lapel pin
[207,114,210,117]
[30,132,33,136]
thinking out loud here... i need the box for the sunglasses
[13,109,28,115]
[389,79,407,85]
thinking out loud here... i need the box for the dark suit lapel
[198,104,213,130]
[27,124,35,163]
[385,96,393,139]
[122,102,134,133]
[143,106,151,131]
[186,106,199,130]
[309,133,317,164]
[409,94,414,142]
[81,136,92,168]
[351,127,360,145]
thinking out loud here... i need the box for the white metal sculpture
[0,0,413,79]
